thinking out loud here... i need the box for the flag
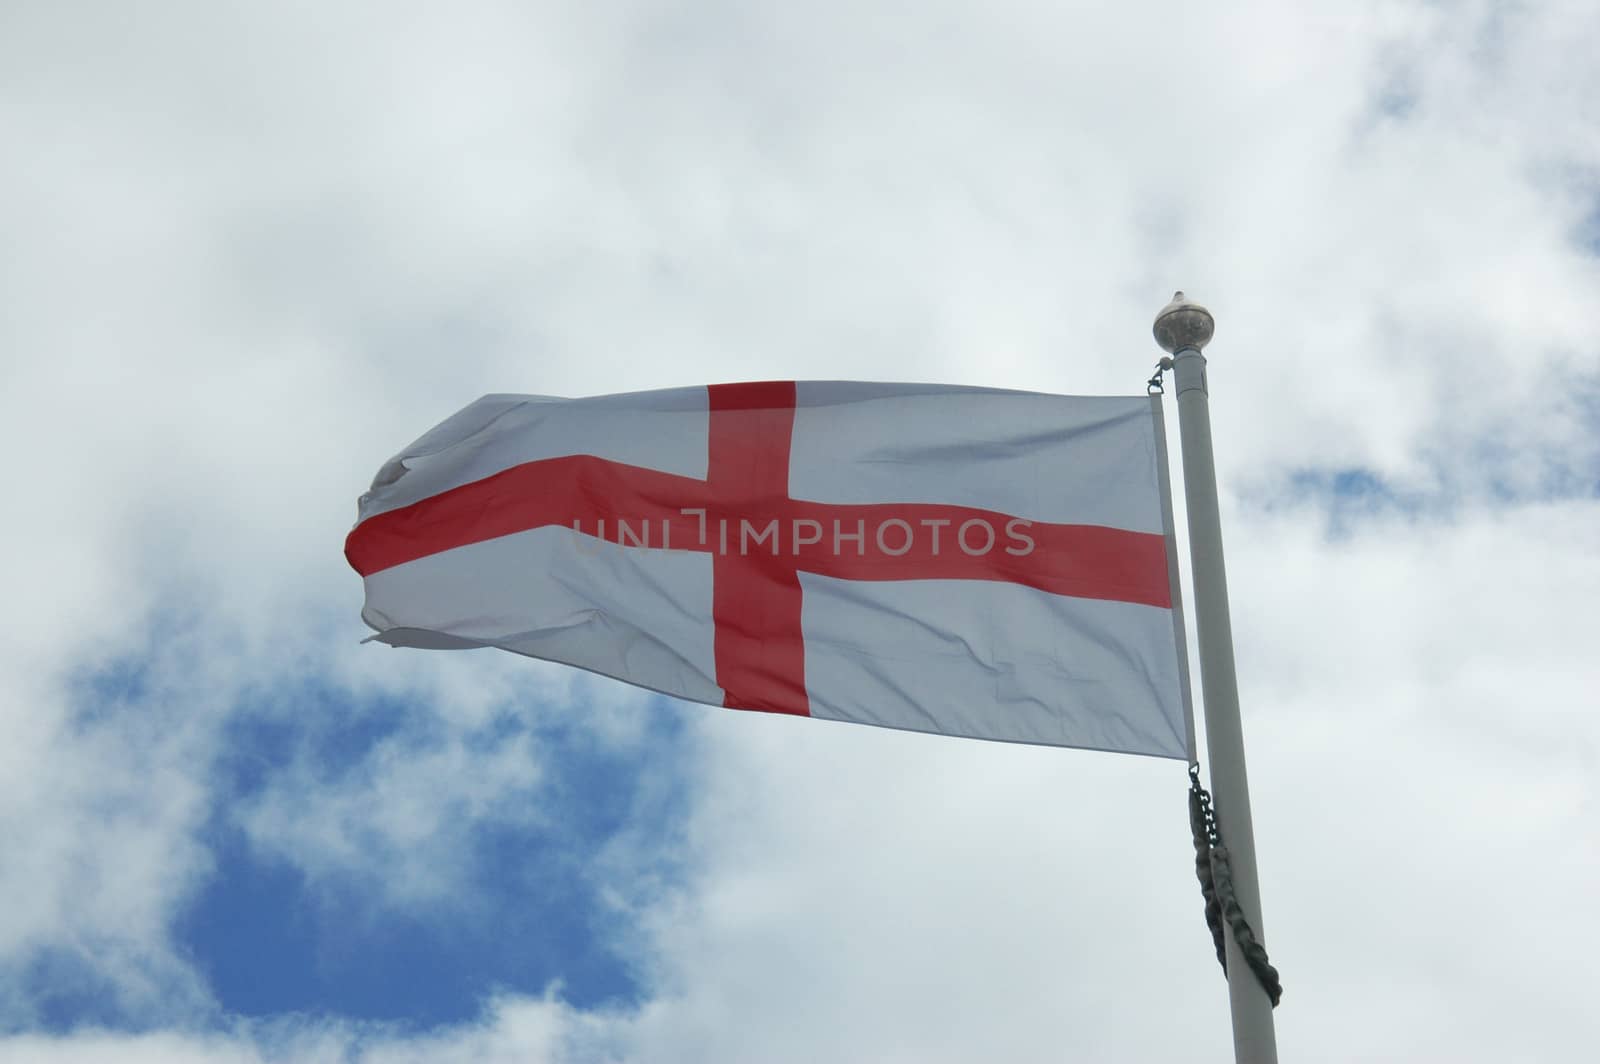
[346,381,1194,759]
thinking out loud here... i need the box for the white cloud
[1,0,1597,1059]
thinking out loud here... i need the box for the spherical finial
[1152,290,1215,353]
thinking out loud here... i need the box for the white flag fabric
[347,381,1195,760]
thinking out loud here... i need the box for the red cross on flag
[345,381,1195,760]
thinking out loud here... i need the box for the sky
[1,0,1597,1060]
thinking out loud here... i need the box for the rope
[1188,764,1282,1007]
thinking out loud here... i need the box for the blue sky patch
[175,681,692,1028]
[1244,465,1432,537]
[53,659,697,1033]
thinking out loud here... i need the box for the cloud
[1,0,1597,1060]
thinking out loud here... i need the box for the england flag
[346,381,1194,760]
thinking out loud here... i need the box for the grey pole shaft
[1172,345,1278,1063]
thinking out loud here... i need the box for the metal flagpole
[1154,293,1279,1063]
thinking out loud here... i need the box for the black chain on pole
[1188,764,1227,968]
[1188,763,1282,1007]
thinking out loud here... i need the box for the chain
[1188,763,1283,1007]
[1190,762,1220,847]
[1189,763,1227,970]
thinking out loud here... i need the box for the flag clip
[1147,357,1174,395]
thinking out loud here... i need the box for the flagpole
[1154,293,1278,1063]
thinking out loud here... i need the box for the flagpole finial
[1153,291,1215,353]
